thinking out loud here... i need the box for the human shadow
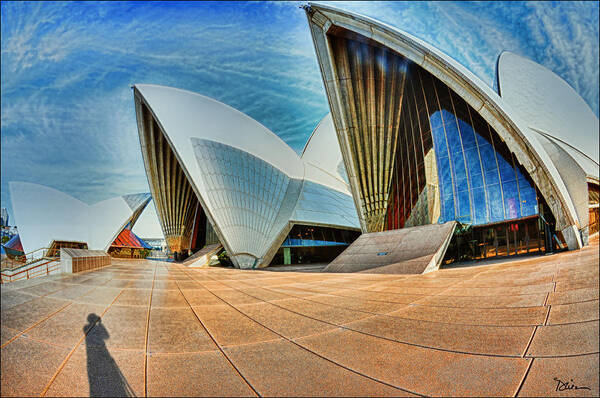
[84,313,135,397]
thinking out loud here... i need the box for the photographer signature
[553,377,591,392]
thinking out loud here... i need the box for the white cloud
[523,1,599,115]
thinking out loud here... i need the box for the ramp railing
[0,257,61,284]
[1,247,60,271]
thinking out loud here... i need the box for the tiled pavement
[1,239,598,397]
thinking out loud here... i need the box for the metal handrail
[21,246,61,261]
[1,247,60,271]
[0,257,60,284]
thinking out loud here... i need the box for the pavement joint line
[283,274,555,298]
[11,332,86,350]
[85,346,145,353]
[544,297,600,306]
[543,305,551,326]
[278,285,553,309]
[173,273,261,397]
[309,285,552,299]
[147,348,221,356]
[143,263,158,398]
[523,351,600,359]
[185,270,425,397]
[1,276,119,349]
[1,276,99,313]
[217,277,541,357]
[39,278,135,397]
[513,357,534,396]
[219,337,286,350]
[237,277,547,329]
[522,326,537,358]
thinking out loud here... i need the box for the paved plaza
[1,238,598,397]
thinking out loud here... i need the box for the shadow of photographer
[84,313,136,397]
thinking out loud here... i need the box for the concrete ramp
[324,222,457,274]
[183,244,223,267]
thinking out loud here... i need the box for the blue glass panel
[441,108,457,125]
[502,181,520,219]
[478,143,497,172]
[484,169,500,186]
[519,186,538,217]
[455,175,468,192]
[487,183,504,222]
[458,119,477,150]
[472,187,488,224]
[515,165,529,181]
[438,156,453,188]
[519,184,536,200]
[442,192,455,222]
[521,202,538,218]
[457,215,472,223]
[518,177,535,193]
[457,189,471,218]
[282,238,349,247]
[470,171,484,189]
[521,189,537,207]
[474,130,491,146]
[498,162,516,183]
[429,111,444,132]
[427,77,541,227]
[443,112,462,152]
[432,127,446,154]
[450,150,467,184]
[464,147,482,182]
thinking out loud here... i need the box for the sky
[1,1,599,237]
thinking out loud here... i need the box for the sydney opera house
[2,4,599,397]
[301,3,598,268]
[9,182,152,256]
[130,4,598,271]
[133,85,360,268]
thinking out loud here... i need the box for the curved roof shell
[304,2,590,249]
[134,84,304,179]
[9,182,151,254]
[302,113,349,185]
[498,52,599,170]
[134,85,359,268]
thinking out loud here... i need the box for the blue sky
[1,1,599,225]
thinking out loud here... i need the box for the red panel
[111,229,143,248]
[4,234,23,252]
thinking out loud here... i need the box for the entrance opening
[442,216,545,265]
[270,224,360,266]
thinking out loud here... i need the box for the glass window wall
[328,28,540,233]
